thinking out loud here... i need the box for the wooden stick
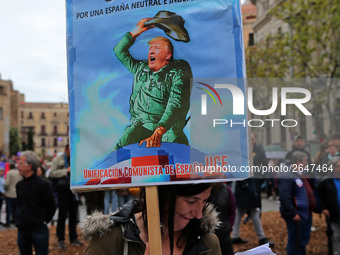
[146,186,162,255]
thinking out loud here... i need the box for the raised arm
[130,18,154,39]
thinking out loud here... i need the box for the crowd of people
[0,145,84,254]
[0,144,143,254]
[0,133,339,254]
[278,133,340,255]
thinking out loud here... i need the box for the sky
[0,1,67,102]
[0,0,246,103]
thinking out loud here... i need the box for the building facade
[249,0,340,158]
[0,77,12,155]
[0,75,69,158]
[20,102,69,157]
[241,0,257,48]
[0,76,24,156]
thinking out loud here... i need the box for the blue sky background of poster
[66,0,248,185]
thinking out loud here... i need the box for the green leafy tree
[9,127,21,155]
[247,0,340,139]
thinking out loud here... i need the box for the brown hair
[139,183,214,255]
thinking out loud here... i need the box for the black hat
[144,11,190,42]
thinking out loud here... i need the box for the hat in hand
[144,10,190,42]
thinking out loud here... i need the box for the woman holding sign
[82,184,221,255]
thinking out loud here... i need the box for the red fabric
[302,178,316,213]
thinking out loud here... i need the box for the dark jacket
[16,174,57,230]
[211,184,236,255]
[212,184,236,232]
[234,143,267,209]
[278,173,316,220]
[82,199,221,255]
[235,178,261,209]
[317,177,340,223]
[253,143,268,169]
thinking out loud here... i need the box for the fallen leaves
[0,211,328,254]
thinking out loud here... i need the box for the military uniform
[113,33,192,149]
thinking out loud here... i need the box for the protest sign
[66,0,250,190]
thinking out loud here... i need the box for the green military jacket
[114,33,192,143]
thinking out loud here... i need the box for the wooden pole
[145,186,162,255]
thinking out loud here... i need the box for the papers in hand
[234,243,276,255]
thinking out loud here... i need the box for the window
[248,33,254,46]
[53,138,58,146]
[246,15,256,20]
[41,125,46,135]
[41,138,46,147]
[54,112,57,117]
[0,107,3,120]
[21,111,24,118]
[28,112,33,119]
[41,112,45,119]
[53,125,58,135]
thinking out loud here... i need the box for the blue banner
[66,0,250,190]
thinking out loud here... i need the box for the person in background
[332,133,340,143]
[317,157,340,255]
[285,135,312,166]
[82,184,221,255]
[49,144,83,249]
[116,188,133,207]
[231,133,274,247]
[211,183,236,255]
[36,164,49,181]
[129,187,141,198]
[45,162,52,178]
[16,151,56,255]
[85,191,105,215]
[104,190,118,214]
[278,151,317,255]
[4,161,22,227]
[322,141,340,166]
[315,141,328,166]
[0,168,5,225]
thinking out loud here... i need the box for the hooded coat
[82,200,221,255]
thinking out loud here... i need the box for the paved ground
[261,193,280,212]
